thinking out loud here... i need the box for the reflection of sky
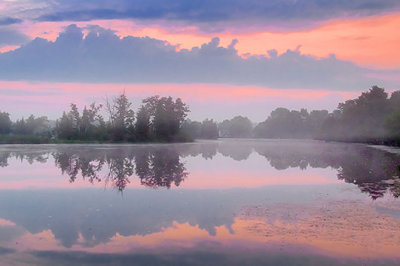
[0,140,400,264]
[0,188,399,264]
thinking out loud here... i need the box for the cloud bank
[0,24,395,90]
[0,28,29,46]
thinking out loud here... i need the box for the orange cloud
[15,13,400,68]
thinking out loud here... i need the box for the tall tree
[107,93,135,141]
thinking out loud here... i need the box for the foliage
[106,93,135,141]
[142,96,189,141]
[218,116,253,138]
[56,103,104,140]
[317,86,400,143]
[0,111,12,134]
[384,112,400,138]
[254,108,328,139]
[200,119,219,139]
[135,106,151,141]
[181,120,202,139]
[54,94,191,143]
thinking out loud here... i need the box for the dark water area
[0,139,399,265]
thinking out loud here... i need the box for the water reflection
[1,140,399,198]
[1,140,400,265]
[253,141,400,199]
[51,147,188,191]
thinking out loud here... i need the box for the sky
[1,0,400,122]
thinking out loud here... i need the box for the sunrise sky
[1,0,400,121]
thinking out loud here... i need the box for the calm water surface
[0,139,399,265]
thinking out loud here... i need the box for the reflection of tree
[179,142,218,160]
[218,142,252,161]
[53,150,105,184]
[136,148,188,188]
[51,146,187,191]
[1,141,400,199]
[105,154,134,191]
[0,150,49,167]
[335,147,400,199]
[0,151,11,167]
[254,141,400,199]
[254,141,334,170]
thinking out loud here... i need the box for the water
[0,139,399,265]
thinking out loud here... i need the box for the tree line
[0,93,221,143]
[212,85,400,145]
[56,94,196,142]
[0,86,399,144]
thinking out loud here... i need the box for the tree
[0,111,11,134]
[318,86,390,141]
[106,93,135,141]
[306,110,329,137]
[200,119,219,139]
[56,112,74,139]
[384,112,400,138]
[135,106,151,141]
[254,108,305,138]
[142,96,189,141]
[13,118,28,135]
[218,116,252,138]
[389,90,400,113]
[181,120,202,139]
[80,103,103,139]
[14,115,49,135]
[56,103,102,140]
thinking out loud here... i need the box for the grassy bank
[315,137,400,147]
[0,135,52,144]
[0,134,194,145]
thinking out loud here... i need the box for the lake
[0,139,399,265]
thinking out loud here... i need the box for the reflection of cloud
[3,200,400,260]
[0,218,16,227]
[238,201,400,258]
